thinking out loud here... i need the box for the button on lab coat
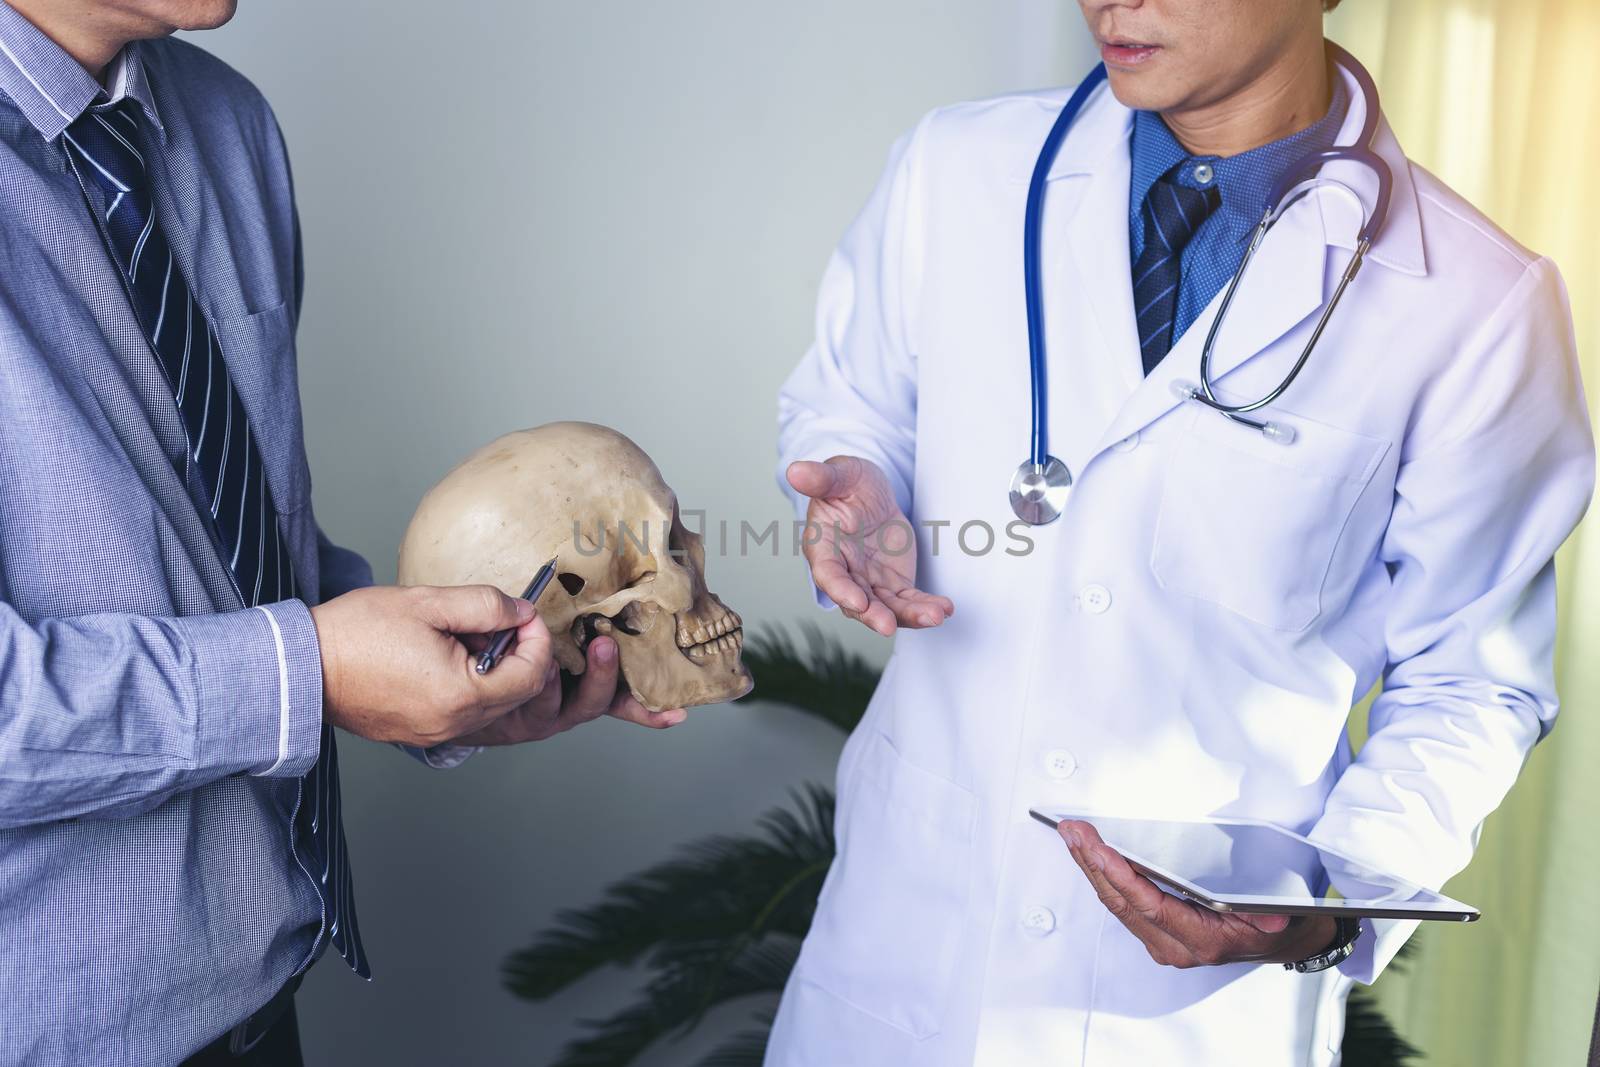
[767,63,1594,1067]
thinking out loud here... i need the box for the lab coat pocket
[1150,408,1388,631]
[798,730,976,1040]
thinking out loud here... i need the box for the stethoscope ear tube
[1192,207,1375,425]
[1263,147,1392,246]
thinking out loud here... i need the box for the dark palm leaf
[547,941,798,1067]
[547,980,697,1067]
[1339,932,1421,1065]
[735,624,879,733]
[1342,985,1422,1067]
[697,1008,777,1067]
[504,788,834,1001]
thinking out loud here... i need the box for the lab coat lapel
[1315,59,1426,278]
[1060,119,1144,400]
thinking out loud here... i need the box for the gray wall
[187,4,1093,1063]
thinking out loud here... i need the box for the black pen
[475,556,559,675]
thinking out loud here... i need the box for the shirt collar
[1129,73,1349,241]
[0,0,163,143]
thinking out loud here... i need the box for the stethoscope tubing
[1023,64,1108,468]
[1020,43,1391,471]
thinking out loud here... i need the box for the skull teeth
[676,612,743,657]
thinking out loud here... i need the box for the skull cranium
[397,422,753,711]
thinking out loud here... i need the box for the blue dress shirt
[1128,75,1349,344]
[0,5,373,1061]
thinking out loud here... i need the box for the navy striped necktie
[1132,169,1221,374]
[62,99,368,978]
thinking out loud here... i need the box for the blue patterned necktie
[63,99,368,978]
[1132,169,1221,374]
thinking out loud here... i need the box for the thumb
[1239,912,1292,935]
[473,616,555,705]
[421,584,537,636]
[787,455,865,500]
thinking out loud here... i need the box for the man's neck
[1162,37,1332,158]
[5,0,130,82]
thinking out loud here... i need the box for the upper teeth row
[685,631,743,660]
[677,611,742,649]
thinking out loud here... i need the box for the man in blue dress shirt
[0,2,684,1063]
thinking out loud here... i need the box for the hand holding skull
[398,422,753,717]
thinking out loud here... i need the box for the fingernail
[514,599,536,621]
[595,639,616,663]
[1063,828,1082,850]
[665,709,687,726]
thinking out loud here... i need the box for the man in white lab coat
[768,0,1595,1064]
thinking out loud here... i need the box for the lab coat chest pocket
[1150,409,1389,631]
[797,731,975,1040]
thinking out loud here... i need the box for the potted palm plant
[505,627,1419,1067]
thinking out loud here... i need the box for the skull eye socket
[557,572,586,597]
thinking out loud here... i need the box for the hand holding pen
[309,583,556,747]
[476,557,559,674]
[308,558,683,749]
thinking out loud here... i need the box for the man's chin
[168,0,239,32]
[1101,70,1184,115]
[1100,81,1177,115]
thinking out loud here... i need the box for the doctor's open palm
[787,455,955,635]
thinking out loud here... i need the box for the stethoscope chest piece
[1010,456,1072,525]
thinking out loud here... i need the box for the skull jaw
[614,624,753,712]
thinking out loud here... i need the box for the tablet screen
[1033,812,1478,920]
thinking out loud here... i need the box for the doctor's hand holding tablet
[1051,818,1338,969]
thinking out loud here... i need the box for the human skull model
[397,422,753,711]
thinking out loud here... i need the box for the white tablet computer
[1029,809,1479,922]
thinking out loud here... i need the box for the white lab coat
[767,63,1594,1067]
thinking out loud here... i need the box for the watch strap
[1284,916,1363,974]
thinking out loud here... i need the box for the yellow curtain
[1326,1,1600,1063]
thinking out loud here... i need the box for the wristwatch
[1284,916,1363,973]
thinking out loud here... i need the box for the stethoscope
[1009,42,1393,526]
